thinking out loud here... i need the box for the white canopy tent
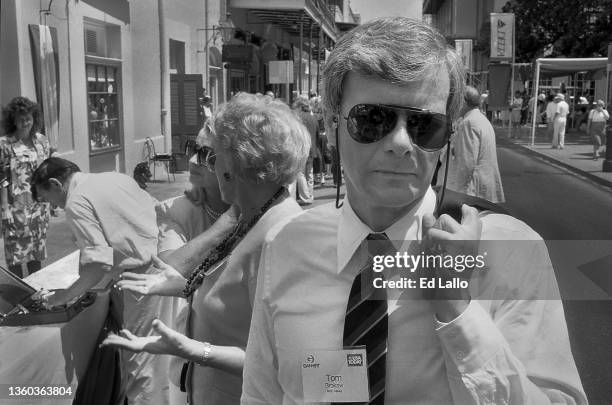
[530,57,609,145]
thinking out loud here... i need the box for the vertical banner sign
[28,25,60,150]
[490,13,514,61]
[455,39,473,71]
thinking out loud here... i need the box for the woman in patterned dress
[0,97,52,277]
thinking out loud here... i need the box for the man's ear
[48,178,63,190]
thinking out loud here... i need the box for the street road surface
[497,140,612,404]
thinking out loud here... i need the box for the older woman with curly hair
[0,96,53,277]
[103,93,310,405]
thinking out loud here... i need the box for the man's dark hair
[31,157,81,195]
[2,96,42,136]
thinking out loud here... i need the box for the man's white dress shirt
[242,187,586,405]
[65,172,168,405]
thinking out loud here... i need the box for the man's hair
[464,86,481,109]
[1,96,42,136]
[212,93,310,185]
[31,157,81,191]
[322,17,466,137]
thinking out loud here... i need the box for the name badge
[301,348,369,403]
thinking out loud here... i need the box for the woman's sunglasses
[195,145,216,171]
[343,104,452,151]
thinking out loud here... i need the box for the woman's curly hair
[1,97,42,136]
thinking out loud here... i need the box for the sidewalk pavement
[494,124,612,189]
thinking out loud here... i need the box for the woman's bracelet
[195,341,212,367]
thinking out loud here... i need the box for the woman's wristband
[195,341,212,367]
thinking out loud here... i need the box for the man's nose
[384,113,415,155]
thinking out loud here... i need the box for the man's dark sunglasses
[195,145,216,170]
[343,104,452,151]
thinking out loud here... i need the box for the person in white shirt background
[241,16,586,405]
[552,93,570,149]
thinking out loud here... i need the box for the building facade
[1,0,348,175]
[225,0,339,100]
[0,0,219,174]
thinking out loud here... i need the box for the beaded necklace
[182,186,287,297]
[203,201,222,222]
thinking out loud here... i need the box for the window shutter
[86,29,98,55]
[170,74,203,153]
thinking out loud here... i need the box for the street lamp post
[198,16,236,94]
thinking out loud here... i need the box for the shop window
[86,63,121,153]
[169,39,185,74]
[84,19,122,154]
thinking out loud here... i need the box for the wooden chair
[144,137,175,182]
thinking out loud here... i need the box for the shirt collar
[66,172,88,201]
[336,186,437,274]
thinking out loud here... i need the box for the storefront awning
[530,57,610,144]
[229,0,337,42]
[537,57,608,78]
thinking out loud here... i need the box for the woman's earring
[223,172,232,181]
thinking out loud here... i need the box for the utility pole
[603,42,612,172]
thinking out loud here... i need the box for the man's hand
[32,287,90,309]
[421,204,482,322]
[31,288,57,309]
[101,319,196,358]
[115,255,187,297]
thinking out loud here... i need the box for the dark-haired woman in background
[0,96,52,277]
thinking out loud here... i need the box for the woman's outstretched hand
[101,319,193,358]
[115,255,187,297]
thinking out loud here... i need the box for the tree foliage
[503,0,612,62]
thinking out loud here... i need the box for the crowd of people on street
[1,16,594,405]
[478,84,608,160]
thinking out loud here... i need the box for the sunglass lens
[207,154,216,167]
[348,105,397,143]
[348,104,449,150]
[407,113,448,150]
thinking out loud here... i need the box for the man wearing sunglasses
[243,17,585,405]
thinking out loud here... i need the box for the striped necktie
[336,233,394,405]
